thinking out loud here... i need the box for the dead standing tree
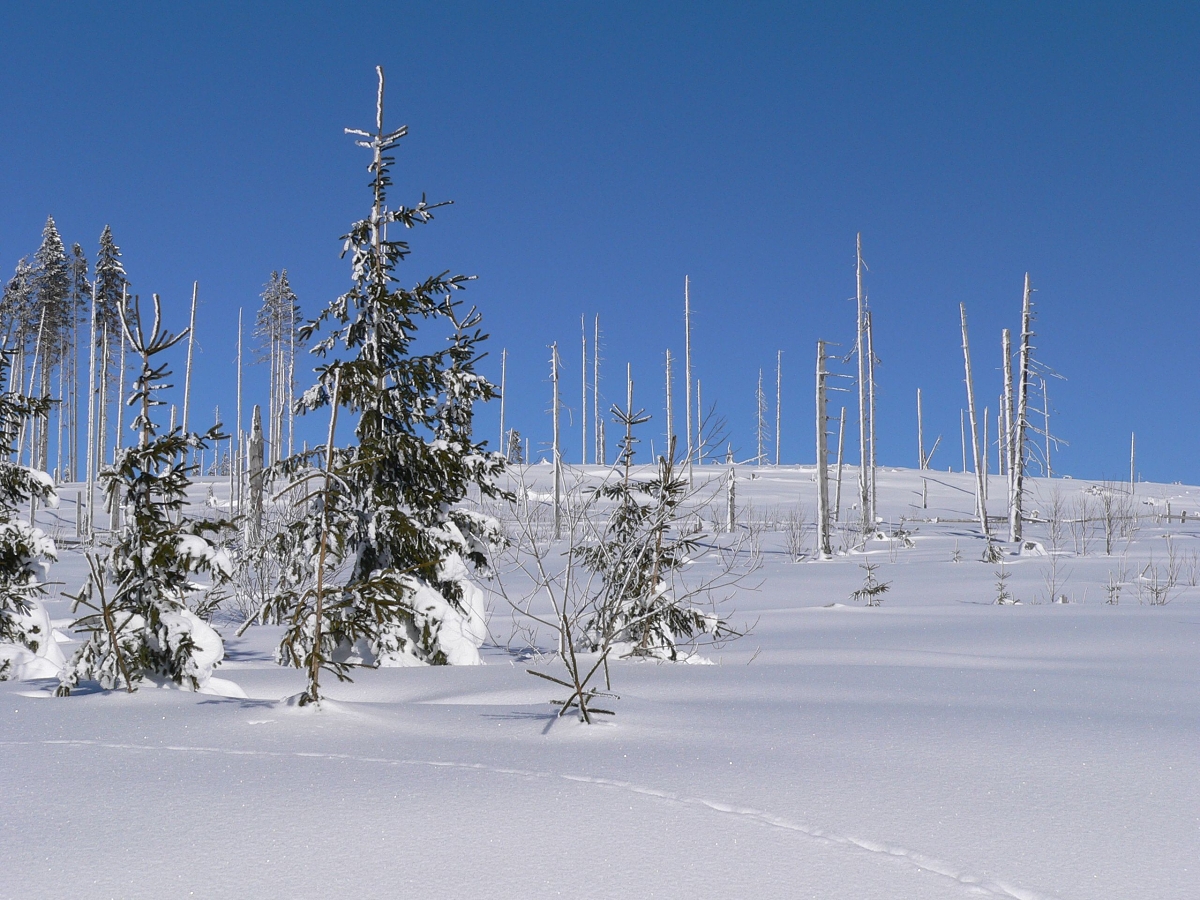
[960,303,990,539]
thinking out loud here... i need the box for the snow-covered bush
[58,295,231,694]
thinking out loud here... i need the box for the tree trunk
[815,340,832,557]
[960,303,989,538]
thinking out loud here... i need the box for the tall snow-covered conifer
[259,67,504,695]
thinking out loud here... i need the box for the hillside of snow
[2,465,1197,899]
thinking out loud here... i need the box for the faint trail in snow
[3,739,1054,900]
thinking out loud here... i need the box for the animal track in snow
[5,739,1054,900]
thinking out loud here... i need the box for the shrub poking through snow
[0,349,59,680]
[578,411,734,660]
[58,295,231,694]
[254,68,504,699]
[850,562,890,606]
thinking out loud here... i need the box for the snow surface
[1,466,1197,899]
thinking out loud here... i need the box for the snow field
[1,465,1197,899]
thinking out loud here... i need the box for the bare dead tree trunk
[115,316,126,460]
[755,368,766,465]
[1010,274,1034,542]
[960,303,989,537]
[917,387,925,469]
[593,315,601,466]
[866,309,877,521]
[1042,376,1051,478]
[664,349,673,460]
[855,234,869,533]
[551,342,562,540]
[684,276,693,483]
[1130,432,1136,495]
[236,308,244,519]
[1002,328,1014,511]
[249,404,264,540]
[182,281,197,464]
[775,349,782,465]
[499,347,507,455]
[983,406,989,501]
[581,315,587,465]
[815,340,832,557]
[84,284,97,538]
[960,409,966,473]
[834,406,846,522]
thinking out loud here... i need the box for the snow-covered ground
[2,465,1197,899]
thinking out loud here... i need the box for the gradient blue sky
[1,2,1197,481]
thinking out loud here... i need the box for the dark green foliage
[578,425,727,660]
[262,68,505,676]
[0,350,55,676]
[58,296,231,694]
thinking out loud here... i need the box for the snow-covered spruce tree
[578,411,731,660]
[30,216,74,471]
[259,67,504,687]
[57,295,231,695]
[254,270,303,464]
[0,349,59,680]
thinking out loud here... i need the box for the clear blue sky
[1,2,1197,481]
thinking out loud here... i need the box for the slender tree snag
[726,464,736,533]
[983,406,989,500]
[775,349,782,465]
[593,315,601,466]
[1042,376,1051,478]
[917,388,925,469]
[578,314,583,465]
[551,343,562,540]
[287,305,296,459]
[1010,274,1034,542]
[249,405,264,540]
[960,303,990,537]
[236,308,243,519]
[815,340,832,557]
[756,368,766,464]
[182,281,197,463]
[499,347,506,455]
[696,379,703,466]
[1002,328,1015,504]
[855,234,869,533]
[834,406,846,522]
[866,309,877,520]
[960,409,966,473]
[997,403,1004,476]
[665,349,673,459]
[115,311,127,459]
[1130,432,1136,494]
[85,282,98,538]
[684,276,693,482]
[98,325,110,482]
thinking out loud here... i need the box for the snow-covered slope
[2,466,1196,899]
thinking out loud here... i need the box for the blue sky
[1,2,1197,481]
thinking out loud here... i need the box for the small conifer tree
[579,412,730,659]
[58,296,231,694]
